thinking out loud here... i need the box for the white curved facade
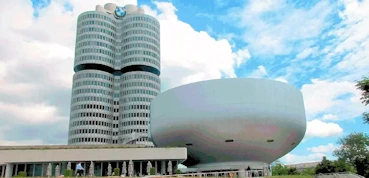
[150,78,306,171]
[68,3,160,146]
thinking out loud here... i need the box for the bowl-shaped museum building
[150,78,306,172]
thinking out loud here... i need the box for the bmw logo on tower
[115,6,126,17]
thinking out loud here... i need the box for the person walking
[76,162,84,177]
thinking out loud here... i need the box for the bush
[272,163,289,175]
[18,171,27,177]
[114,168,120,176]
[301,167,316,175]
[315,156,336,174]
[65,169,73,177]
[150,167,155,175]
[288,167,298,175]
[315,156,358,174]
[175,169,182,174]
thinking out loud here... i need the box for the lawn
[268,175,313,178]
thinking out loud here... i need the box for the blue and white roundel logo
[115,6,126,17]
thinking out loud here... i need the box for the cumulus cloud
[301,79,366,121]
[281,143,338,164]
[307,143,337,153]
[306,119,343,138]
[232,47,251,66]
[142,1,249,91]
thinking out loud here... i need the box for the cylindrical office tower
[68,3,160,146]
[68,10,117,145]
[118,12,161,146]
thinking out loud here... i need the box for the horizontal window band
[74,63,160,76]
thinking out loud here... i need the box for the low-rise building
[0,145,187,177]
[285,161,320,171]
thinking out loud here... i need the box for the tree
[315,156,336,174]
[333,132,369,177]
[287,167,298,175]
[333,160,356,173]
[272,163,289,175]
[363,113,369,124]
[356,75,369,124]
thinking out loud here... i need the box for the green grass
[268,175,313,178]
[11,175,315,178]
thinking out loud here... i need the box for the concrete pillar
[139,161,142,176]
[1,165,5,178]
[154,161,157,175]
[161,161,165,175]
[15,164,18,176]
[174,161,178,174]
[41,163,44,177]
[5,164,13,178]
[100,162,103,176]
[32,164,35,177]
[238,169,245,177]
[83,162,86,176]
[74,163,78,175]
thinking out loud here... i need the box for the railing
[314,172,366,178]
[145,170,269,177]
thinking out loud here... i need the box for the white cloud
[306,119,343,138]
[295,47,318,60]
[281,143,338,164]
[0,126,44,146]
[321,0,369,78]
[301,79,366,120]
[142,1,249,91]
[321,114,339,121]
[281,153,326,164]
[224,0,333,56]
[0,102,65,124]
[249,65,268,78]
[281,142,339,164]
[307,143,337,153]
[274,77,288,83]
[205,25,239,48]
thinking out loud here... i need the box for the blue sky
[0,0,368,165]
